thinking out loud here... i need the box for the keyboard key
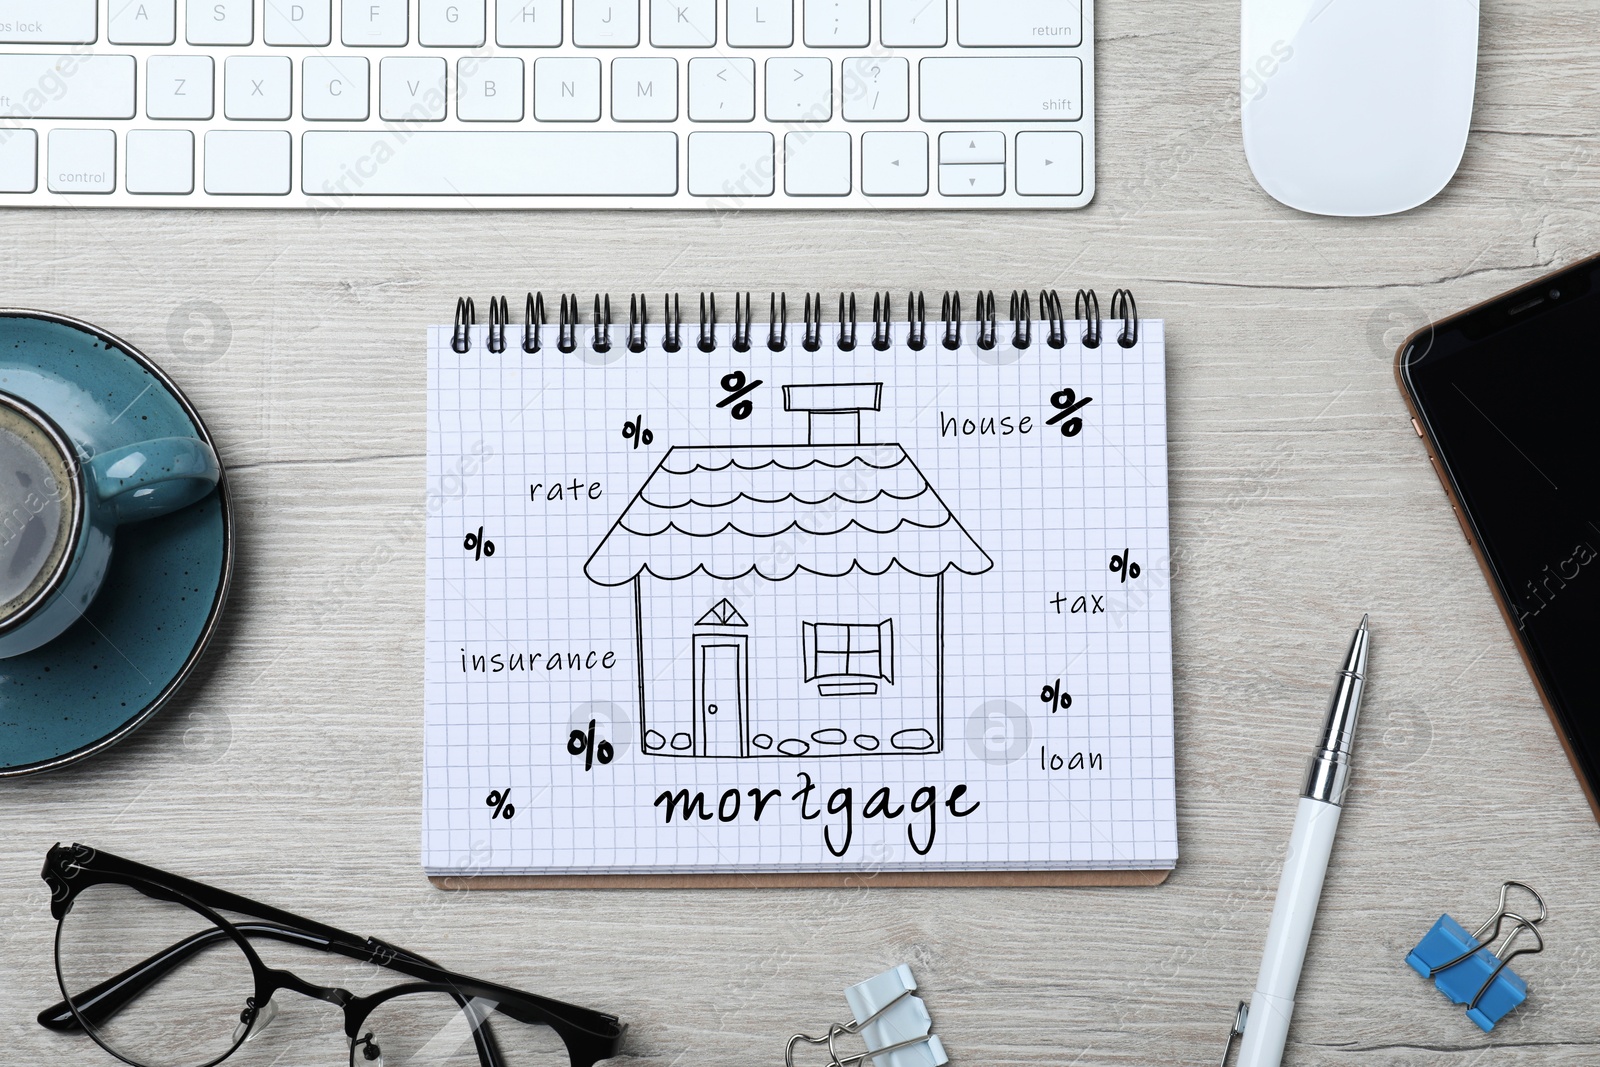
[0,1,95,43]
[420,0,485,46]
[939,162,1003,195]
[224,56,292,120]
[652,0,715,46]
[861,131,926,195]
[688,131,772,197]
[881,0,945,46]
[939,130,1003,163]
[920,57,1082,120]
[204,130,291,194]
[301,131,678,194]
[497,0,562,45]
[0,55,135,119]
[47,129,115,193]
[573,1,639,46]
[1015,130,1082,195]
[343,0,407,45]
[957,0,1081,47]
[534,57,600,120]
[457,57,524,120]
[147,55,213,119]
[303,57,369,119]
[126,129,193,193]
[109,0,176,45]
[784,130,849,195]
[380,57,447,120]
[188,0,253,45]
[688,58,755,122]
[0,127,34,191]
[804,0,868,46]
[766,57,830,121]
[612,57,677,121]
[265,0,331,45]
[842,57,908,121]
[727,0,792,46]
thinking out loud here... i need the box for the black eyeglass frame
[38,843,626,1067]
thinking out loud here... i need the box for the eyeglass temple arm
[37,921,374,1032]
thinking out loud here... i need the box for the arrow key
[939,131,1005,165]
[939,163,1005,196]
[862,131,928,196]
[1016,131,1084,197]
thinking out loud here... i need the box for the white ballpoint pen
[1223,616,1370,1067]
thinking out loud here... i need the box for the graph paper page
[424,318,1175,875]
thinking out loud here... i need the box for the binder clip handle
[1406,880,1549,1032]
[787,966,947,1067]
[1422,881,1548,1008]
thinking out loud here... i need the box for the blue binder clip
[1406,880,1547,1032]
[786,965,948,1067]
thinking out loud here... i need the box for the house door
[695,636,748,757]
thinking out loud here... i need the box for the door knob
[708,704,718,715]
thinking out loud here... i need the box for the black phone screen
[1402,260,1600,797]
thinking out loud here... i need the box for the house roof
[584,445,993,586]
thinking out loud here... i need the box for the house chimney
[782,383,884,445]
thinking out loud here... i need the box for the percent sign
[1109,549,1142,582]
[621,415,654,449]
[1040,679,1073,712]
[463,527,495,561]
[718,372,763,420]
[1047,388,1094,437]
[567,719,615,772]
[484,789,515,820]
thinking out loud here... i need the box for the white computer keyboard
[0,1,1092,210]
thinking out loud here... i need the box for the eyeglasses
[38,844,626,1067]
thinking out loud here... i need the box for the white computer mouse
[1241,0,1480,217]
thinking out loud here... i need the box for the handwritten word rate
[530,479,603,502]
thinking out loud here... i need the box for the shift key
[0,1,97,43]
[920,58,1081,121]
[0,55,135,118]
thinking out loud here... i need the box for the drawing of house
[585,383,992,758]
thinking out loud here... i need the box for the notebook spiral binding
[451,290,1140,356]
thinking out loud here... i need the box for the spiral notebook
[425,290,1174,888]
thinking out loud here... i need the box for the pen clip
[1219,1001,1248,1067]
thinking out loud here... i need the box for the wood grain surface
[2,2,1599,1064]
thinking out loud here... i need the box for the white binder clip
[786,965,948,1067]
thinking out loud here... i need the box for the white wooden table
[2,3,1598,1064]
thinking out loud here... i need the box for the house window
[802,621,894,684]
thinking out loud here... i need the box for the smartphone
[1396,254,1600,825]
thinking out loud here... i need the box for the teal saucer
[0,311,233,777]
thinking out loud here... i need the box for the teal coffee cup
[0,390,220,658]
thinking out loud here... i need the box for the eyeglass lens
[55,882,257,1067]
